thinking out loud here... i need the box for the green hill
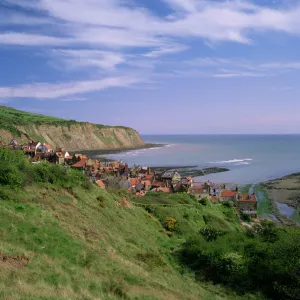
[0,106,144,150]
[1,149,299,300]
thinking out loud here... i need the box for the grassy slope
[0,105,131,133]
[0,183,256,300]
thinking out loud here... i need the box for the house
[24,141,41,150]
[71,158,87,170]
[9,139,19,147]
[37,143,53,153]
[189,184,210,199]
[142,180,152,191]
[24,149,36,157]
[120,179,131,190]
[130,178,141,189]
[151,181,164,188]
[96,180,105,189]
[209,184,222,196]
[155,187,172,193]
[235,193,257,217]
[209,195,220,202]
[56,151,71,165]
[189,187,209,199]
[220,190,237,201]
[75,154,87,160]
[135,182,144,192]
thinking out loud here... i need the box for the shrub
[136,252,166,269]
[199,227,225,242]
[97,195,106,208]
[222,201,233,208]
[164,217,177,231]
[199,198,208,206]
[0,162,24,188]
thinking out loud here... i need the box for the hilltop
[0,106,144,150]
[1,148,299,300]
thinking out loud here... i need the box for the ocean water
[101,135,300,184]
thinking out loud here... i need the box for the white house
[23,141,41,150]
[37,143,53,153]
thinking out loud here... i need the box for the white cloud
[52,50,126,71]
[2,0,300,99]
[0,33,70,46]
[143,44,188,57]
[0,76,142,99]
[3,0,300,48]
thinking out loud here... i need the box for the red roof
[72,158,87,168]
[221,190,237,197]
[145,174,154,181]
[130,178,140,186]
[144,180,151,186]
[238,193,257,202]
[111,161,120,168]
[44,144,52,149]
[96,180,105,187]
[75,154,87,160]
[156,187,171,193]
[151,181,164,187]
[210,196,219,201]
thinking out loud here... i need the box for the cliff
[0,106,144,150]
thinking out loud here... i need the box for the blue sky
[1,0,300,134]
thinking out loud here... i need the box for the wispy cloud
[52,49,126,71]
[2,0,300,99]
[180,57,300,78]
[3,0,300,48]
[0,76,143,99]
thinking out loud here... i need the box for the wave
[209,158,253,164]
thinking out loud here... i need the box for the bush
[199,198,208,206]
[0,162,24,188]
[178,224,300,300]
[222,201,233,208]
[0,149,89,190]
[164,217,177,231]
[199,227,226,242]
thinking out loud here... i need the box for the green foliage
[0,148,87,190]
[222,201,233,208]
[199,198,208,206]
[97,195,106,208]
[178,221,300,300]
[136,252,166,269]
[164,217,177,231]
[200,227,226,242]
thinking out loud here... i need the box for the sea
[100,135,300,184]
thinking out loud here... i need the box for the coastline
[79,143,165,161]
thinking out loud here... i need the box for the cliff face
[0,123,144,151]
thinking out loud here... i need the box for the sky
[1,0,300,134]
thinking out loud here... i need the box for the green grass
[291,206,300,223]
[0,185,254,300]
[0,105,134,137]
[132,192,197,205]
[254,184,272,216]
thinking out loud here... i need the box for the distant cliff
[0,106,144,151]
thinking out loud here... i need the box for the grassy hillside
[1,149,299,300]
[0,106,144,150]
[0,105,129,130]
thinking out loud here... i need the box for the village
[7,139,258,218]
